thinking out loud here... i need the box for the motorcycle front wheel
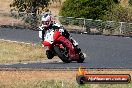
[54,46,71,63]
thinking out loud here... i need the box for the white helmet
[41,13,52,28]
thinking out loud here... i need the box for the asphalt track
[0,28,132,69]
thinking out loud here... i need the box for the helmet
[41,13,52,28]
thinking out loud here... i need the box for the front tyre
[54,46,70,63]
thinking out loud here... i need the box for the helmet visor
[42,21,49,25]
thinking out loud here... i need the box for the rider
[39,13,78,47]
[39,13,79,59]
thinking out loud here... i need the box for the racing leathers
[39,23,78,47]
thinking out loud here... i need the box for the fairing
[57,36,79,60]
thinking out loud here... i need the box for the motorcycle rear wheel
[54,46,71,63]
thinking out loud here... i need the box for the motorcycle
[40,27,85,63]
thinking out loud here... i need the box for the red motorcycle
[42,29,85,63]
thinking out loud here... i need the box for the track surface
[0,28,132,69]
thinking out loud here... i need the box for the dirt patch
[0,17,22,26]
[0,70,76,84]
[0,0,12,13]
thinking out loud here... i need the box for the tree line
[10,0,132,29]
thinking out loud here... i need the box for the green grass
[0,40,46,63]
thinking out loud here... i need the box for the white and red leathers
[39,13,78,47]
[39,23,78,47]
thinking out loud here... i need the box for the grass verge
[0,70,132,88]
[0,40,46,63]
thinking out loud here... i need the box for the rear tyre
[54,46,70,63]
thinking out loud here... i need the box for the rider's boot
[69,37,81,53]
[46,49,54,59]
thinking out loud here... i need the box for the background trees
[103,5,132,22]
[10,0,132,29]
[10,0,50,29]
[59,0,118,20]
